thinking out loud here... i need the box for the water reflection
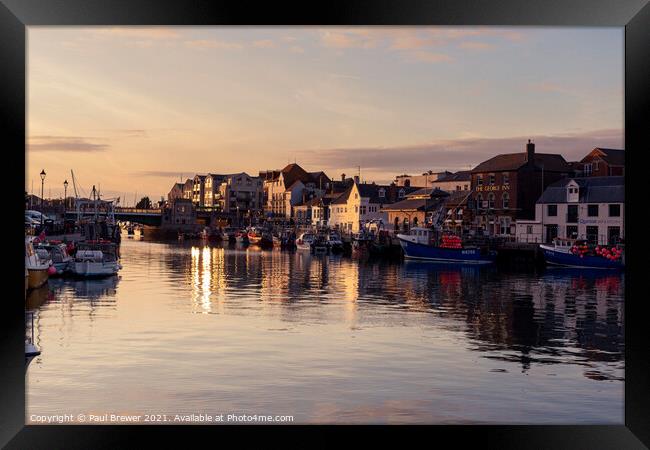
[160,242,624,378]
[27,240,624,423]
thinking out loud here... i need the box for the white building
[329,182,394,233]
[263,163,329,219]
[216,172,263,214]
[516,176,624,245]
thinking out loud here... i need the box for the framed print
[1,0,648,447]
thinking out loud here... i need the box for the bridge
[64,208,163,226]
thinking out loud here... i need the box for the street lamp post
[63,179,69,236]
[39,169,46,228]
[63,179,68,211]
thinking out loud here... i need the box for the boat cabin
[399,227,435,245]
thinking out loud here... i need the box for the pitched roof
[434,170,471,182]
[407,187,451,198]
[537,176,624,204]
[471,152,570,173]
[285,179,304,191]
[582,148,625,166]
[357,183,394,204]
[381,198,429,211]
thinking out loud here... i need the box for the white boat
[71,250,120,277]
[25,236,52,289]
[35,242,73,276]
[25,311,40,370]
[296,232,315,251]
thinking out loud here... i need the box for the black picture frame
[1,0,648,447]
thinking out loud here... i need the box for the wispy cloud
[296,128,623,174]
[28,136,109,153]
[93,27,182,40]
[405,51,452,63]
[317,27,522,63]
[458,41,495,51]
[136,170,198,178]
[528,81,568,93]
[252,39,275,48]
[184,39,243,49]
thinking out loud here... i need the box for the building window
[489,174,495,185]
[587,205,599,217]
[477,175,483,186]
[378,188,385,198]
[547,204,557,216]
[502,192,509,209]
[503,173,509,185]
[566,225,578,239]
[609,204,621,217]
[399,189,405,198]
[477,195,483,210]
[545,224,558,243]
[584,163,593,176]
[586,225,599,245]
[608,226,621,245]
[526,225,533,234]
[488,193,495,209]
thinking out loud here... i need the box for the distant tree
[136,196,152,209]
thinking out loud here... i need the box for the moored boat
[235,229,250,245]
[25,236,52,289]
[296,232,315,251]
[35,242,73,276]
[311,233,329,254]
[222,227,237,243]
[327,230,344,253]
[397,228,496,264]
[540,238,624,270]
[70,241,121,277]
[247,227,270,246]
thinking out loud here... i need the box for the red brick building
[470,140,571,236]
[575,148,625,177]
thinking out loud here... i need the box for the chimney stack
[526,139,535,164]
[353,175,360,184]
[341,173,346,182]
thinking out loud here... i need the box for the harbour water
[26,237,624,424]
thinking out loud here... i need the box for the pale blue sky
[27,27,623,202]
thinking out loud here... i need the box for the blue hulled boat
[540,239,624,270]
[397,228,496,264]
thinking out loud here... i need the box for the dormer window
[378,188,385,198]
[567,183,579,202]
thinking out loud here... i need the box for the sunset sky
[27,27,623,204]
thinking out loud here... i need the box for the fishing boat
[235,229,250,245]
[397,228,496,264]
[311,233,329,254]
[247,227,269,246]
[296,232,315,251]
[540,238,624,269]
[222,227,237,243]
[352,230,373,254]
[35,242,73,276]
[70,241,121,277]
[25,236,52,289]
[327,230,344,253]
